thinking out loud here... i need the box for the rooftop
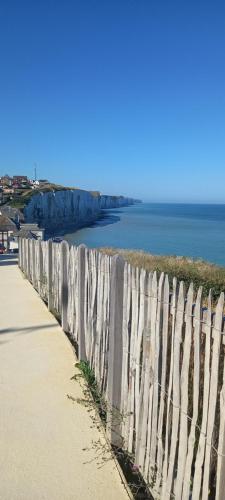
[0,213,17,232]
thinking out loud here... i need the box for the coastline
[60,202,225,268]
[44,205,138,240]
[21,189,141,239]
[45,212,105,239]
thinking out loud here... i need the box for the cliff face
[24,189,137,230]
[99,195,136,209]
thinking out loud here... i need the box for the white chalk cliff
[24,189,138,231]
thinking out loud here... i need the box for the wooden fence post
[24,238,27,273]
[60,241,69,332]
[78,244,87,361]
[107,254,125,447]
[25,239,29,276]
[21,238,24,271]
[18,237,22,268]
[47,239,53,311]
[31,239,35,285]
[27,239,31,281]
[24,239,26,271]
[23,239,26,273]
[38,239,43,296]
[215,309,225,500]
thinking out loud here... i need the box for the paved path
[0,255,129,500]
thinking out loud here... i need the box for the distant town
[0,173,136,255]
[0,174,48,253]
[0,174,49,205]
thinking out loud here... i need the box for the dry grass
[100,247,225,302]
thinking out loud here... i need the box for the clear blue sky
[0,0,224,202]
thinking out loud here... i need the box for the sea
[64,203,225,267]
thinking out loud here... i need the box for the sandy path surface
[0,255,129,500]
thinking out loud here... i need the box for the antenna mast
[34,163,37,181]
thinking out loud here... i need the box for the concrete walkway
[0,255,129,500]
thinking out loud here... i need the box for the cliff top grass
[8,185,128,210]
[100,247,225,303]
[89,191,101,198]
[8,183,99,210]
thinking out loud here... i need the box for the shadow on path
[0,324,57,335]
[0,323,58,346]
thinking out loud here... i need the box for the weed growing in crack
[68,361,153,499]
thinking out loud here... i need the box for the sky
[0,0,225,203]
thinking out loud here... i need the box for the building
[0,205,24,225]
[0,175,13,187]
[2,187,14,195]
[0,212,17,251]
[13,175,28,184]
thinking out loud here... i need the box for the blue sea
[64,203,225,267]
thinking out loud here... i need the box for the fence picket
[127,266,140,454]
[161,278,177,497]
[78,244,87,361]
[164,281,185,499]
[135,269,148,469]
[121,261,129,444]
[60,241,69,332]
[38,239,43,297]
[149,272,164,473]
[216,319,225,499]
[107,254,125,447]
[202,293,224,499]
[47,240,53,311]
[135,268,146,436]
[89,250,98,368]
[122,263,132,450]
[142,271,158,484]
[192,292,212,499]
[174,283,194,498]
[155,274,170,491]
[182,287,202,499]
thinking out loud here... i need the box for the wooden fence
[19,238,225,499]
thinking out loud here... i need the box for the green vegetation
[71,361,106,421]
[8,183,102,211]
[8,183,80,210]
[100,248,225,302]
[8,198,26,209]
[71,363,151,498]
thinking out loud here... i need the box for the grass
[9,198,27,209]
[8,184,69,209]
[100,247,225,302]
